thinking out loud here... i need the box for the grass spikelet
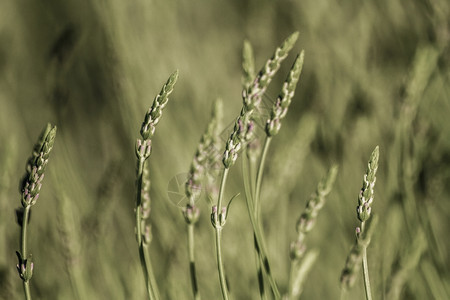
[340,215,379,292]
[223,32,299,169]
[246,31,299,109]
[290,165,338,259]
[215,33,300,300]
[139,70,179,141]
[185,99,223,211]
[183,99,222,300]
[20,123,57,208]
[287,165,338,299]
[357,146,379,223]
[16,123,57,300]
[135,70,178,300]
[341,146,380,300]
[266,50,305,137]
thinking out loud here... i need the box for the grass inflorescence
[135,70,178,300]
[16,123,57,300]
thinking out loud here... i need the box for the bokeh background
[1,0,449,299]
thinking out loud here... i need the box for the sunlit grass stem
[360,222,372,300]
[187,224,200,300]
[19,207,32,300]
[213,168,230,300]
[341,146,379,300]
[16,123,57,300]
[242,157,281,298]
[135,70,178,300]
[254,137,271,217]
[135,158,158,300]
[249,137,271,299]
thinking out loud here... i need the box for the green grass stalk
[246,50,305,298]
[216,32,301,298]
[242,157,281,298]
[184,100,222,300]
[357,147,379,300]
[248,137,271,299]
[341,146,379,299]
[242,155,266,299]
[360,222,372,300]
[212,168,230,300]
[254,137,271,217]
[135,158,157,300]
[16,123,57,300]
[288,165,338,298]
[187,224,200,300]
[19,206,32,300]
[135,70,178,300]
[241,38,266,299]
[288,250,319,298]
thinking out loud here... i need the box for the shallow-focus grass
[1,0,449,299]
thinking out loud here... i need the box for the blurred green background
[0,0,449,299]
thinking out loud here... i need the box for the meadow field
[0,0,449,299]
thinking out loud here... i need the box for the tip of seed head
[289,31,300,43]
[171,70,179,81]
[373,145,379,156]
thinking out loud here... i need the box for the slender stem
[254,137,272,216]
[20,205,32,300]
[287,259,297,298]
[246,151,256,201]
[136,158,158,300]
[144,244,160,300]
[23,282,31,300]
[242,156,266,300]
[188,224,200,300]
[252,137,281,298]
[215,228,229,300]
[138,245,155,300]
[217,168,229,211]
[215,168,230,300]
[247,202,281,298]
[360,221,372,300]
[242,161,280,298]
[362,247,372,300]
[136,159,144,246]
[254,237,266,300]
[242,155,254,209]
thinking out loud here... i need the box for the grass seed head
[139,70,178,141]
[21,123,57,207]
[357,146,379,222]
[291,165,338,259]
[244,32,299,111]
[266,51,305,137]
[223,33,299,169]
[185,99,222,205]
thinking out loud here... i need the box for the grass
[1,0,449,299]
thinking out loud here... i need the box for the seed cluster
[266,51,304,137]
[135,71,178,245]
[223,32,299,168]
[20,124,57,208]
[357,146,379,222]
[184,100,222,224]
[290,165,338,259]
[139,71,178,142]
